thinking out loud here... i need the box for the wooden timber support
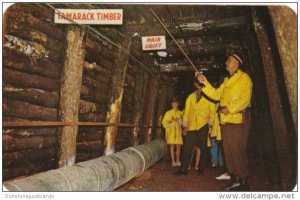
[147,78,160,141]
[252,8,296,190]
[58,25,86,168]
[131,66,146,146]
[144,58,160,142]
[104,40,131,155]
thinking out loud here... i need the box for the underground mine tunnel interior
[2,3,297,191]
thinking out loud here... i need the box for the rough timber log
[2,128,58,137]
[4,34,61,62]
[58,25,86,168]
[3,48,60,79]
[104,41,131,155]
[5,4,65,41]
[77,129,103,142]
[83,61,111,76]
[3,159,56,181]
[80,85,107,104]
[268,6,297,132]
[3,147,56,167]
[7,23,64,54]
[144,76,159,142]
[77,141,102,152]
[131,67,146,146]
[252,8,296,190]
[79,112,105,122]
[96,56,114,72]
[3,68,59,92]
[3,99,57,121]
[3,85,58,108]
[85,37,115,61]
[3,134,57,152]
[4,139,167,191]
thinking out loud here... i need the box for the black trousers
[180,124,209,171]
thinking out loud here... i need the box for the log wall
[3,3,177,181]
[3,4,64,181]
[76,33,115,162]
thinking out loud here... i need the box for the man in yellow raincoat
[162,98,183,167]
[198,51,252,191]
[174,79,215,176]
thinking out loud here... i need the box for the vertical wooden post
[131,68,146,146]
[268,7,297,133]
[145,77,159,142]
[104,41,131,155]
[155,83,167,140]
[58,25,86,167]
[141,58,159,143]
[252,8,296,190]
[242,25,283,188]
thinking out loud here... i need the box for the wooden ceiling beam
[124,16,246,37]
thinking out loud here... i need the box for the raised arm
[197,74,223,100]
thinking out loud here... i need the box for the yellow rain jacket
[202,69,252,124]
[183,92,216,131]
[162,109,183,145]
[210,104,222,141]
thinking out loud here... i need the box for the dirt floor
[117,156,279,192]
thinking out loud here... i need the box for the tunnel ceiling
[50,3,251,73]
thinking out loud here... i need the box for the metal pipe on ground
[3,139,167,191]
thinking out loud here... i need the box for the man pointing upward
[197,51,253,191]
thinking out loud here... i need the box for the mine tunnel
[2,3,297,191]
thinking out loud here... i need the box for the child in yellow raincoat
[162,98,183,167]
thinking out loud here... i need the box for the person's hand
[197,74,207,84]
[219,106,230,116]
[182,128,188,136]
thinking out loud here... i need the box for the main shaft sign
[54,9,123,25]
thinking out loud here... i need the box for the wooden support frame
[58,25,86,168]
[252,7,296,190]
[131,67,146,146]
[103,40,131,155]
[144,75,160,143]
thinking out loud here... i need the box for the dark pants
[221,111,251,178]
[181,124,209,171]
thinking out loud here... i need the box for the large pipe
[3,139,167,191]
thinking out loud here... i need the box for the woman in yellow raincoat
[162,98,183,167]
